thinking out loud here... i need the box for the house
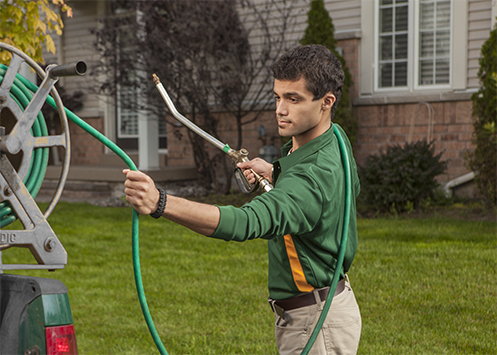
[37,0,496,199]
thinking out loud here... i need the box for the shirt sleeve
[210,168,325,242]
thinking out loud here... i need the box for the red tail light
[46,325,78,355]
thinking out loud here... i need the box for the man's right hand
[237,158,273,185]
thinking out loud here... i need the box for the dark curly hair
[271,44,344,118]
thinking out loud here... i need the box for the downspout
[443,171,475,197]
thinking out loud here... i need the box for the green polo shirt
[211,124,360,300]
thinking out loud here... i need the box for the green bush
[466,22,497,206]
[359,140,447,213]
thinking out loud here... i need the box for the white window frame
[360,0,468,97]
[413,0,452,91]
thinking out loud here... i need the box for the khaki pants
[272,279,361,355]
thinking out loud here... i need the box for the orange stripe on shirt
[283,234,314,293]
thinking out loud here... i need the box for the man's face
[273,78,335,150]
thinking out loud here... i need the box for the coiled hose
[0,65,169,355]
[0,65,351,355]
[0,65,50,228]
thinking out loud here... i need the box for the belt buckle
[268,298,286,320]
[274,303,286,319]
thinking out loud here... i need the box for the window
[374,0,452,91]
[116,71,167,141]
[115,21,167,150]
[116,84,167,150]
[117,80,139,138]
[378,0,409,87]
[417,0,450,86]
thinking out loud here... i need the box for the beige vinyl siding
[326,0,361,33]
[38,3,101,120]
[241,0,361,58]
[40,1,101,118]
[237,0,361,107]
[467,0,494,88]
[279,0,361,44]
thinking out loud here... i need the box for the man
[124,44,361,354]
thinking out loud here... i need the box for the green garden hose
[1,66,351,355]
[300,125,352,355]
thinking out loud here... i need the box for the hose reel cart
[0,42,85,355]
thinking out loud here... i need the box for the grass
[2,201,496,354]
[353,217,496,354]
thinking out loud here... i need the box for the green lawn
[3,202,496,354]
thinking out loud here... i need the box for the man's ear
[322,92,336,111]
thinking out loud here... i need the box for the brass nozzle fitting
[152,73,160,85]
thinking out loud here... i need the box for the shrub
[466,22,497,206]
[359,140,447,213]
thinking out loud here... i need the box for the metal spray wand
[153,74,273,193]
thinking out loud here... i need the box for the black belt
[271,279,346,313]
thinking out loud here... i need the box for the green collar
[273,124,335,184]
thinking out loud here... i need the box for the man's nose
[275,101,288,116]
